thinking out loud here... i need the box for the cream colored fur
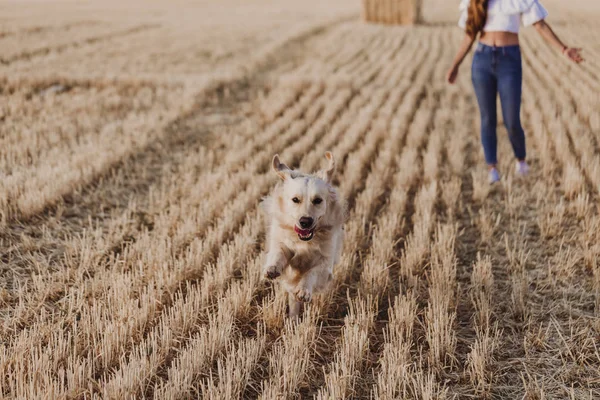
[261,152,345,317]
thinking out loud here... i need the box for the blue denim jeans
[471,43,526,165]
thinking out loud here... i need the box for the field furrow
[0,24,160,65]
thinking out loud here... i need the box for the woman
[447,0,583,183]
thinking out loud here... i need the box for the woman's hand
[563,47,584,63]
[446,65,459,84]
[534,21,584,64]
[446,34,475,84]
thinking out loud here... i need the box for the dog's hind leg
[301,265,334,297]
[288,292,302,318]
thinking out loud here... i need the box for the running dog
[261,152,345,317]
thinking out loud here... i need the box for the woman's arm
[446,34,476,84]
[533,19,584,63]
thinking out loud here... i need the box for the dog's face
[272,152,336,242]
[279,176,330,241]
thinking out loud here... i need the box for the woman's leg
[471,49,499,167]
[497,47,527,162]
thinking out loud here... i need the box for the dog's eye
[312,198,323,205]
[292,197,300,203]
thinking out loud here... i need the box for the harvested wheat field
[1,0,600,398]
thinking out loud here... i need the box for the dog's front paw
[263,265,282,280]
[294,287,312,303]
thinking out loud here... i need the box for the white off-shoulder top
[458,0,549,33]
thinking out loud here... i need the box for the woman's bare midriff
[479,31,520,46]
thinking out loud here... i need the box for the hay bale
[361,0,421,25]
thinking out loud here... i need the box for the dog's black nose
[299,217,313,229]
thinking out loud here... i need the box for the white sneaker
[516,160,530,176]
[488,168,500,184]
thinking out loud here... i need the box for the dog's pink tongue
[294,226,311,236]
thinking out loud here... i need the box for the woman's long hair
[466,0,488,39]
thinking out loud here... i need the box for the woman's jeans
[471,43,526,165]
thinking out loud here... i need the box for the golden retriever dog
[261,152,345,317]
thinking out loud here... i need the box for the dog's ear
[321,151,335,183]
[272,154,291,180]
[328,186,338,203]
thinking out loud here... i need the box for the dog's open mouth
[294,225,314,241]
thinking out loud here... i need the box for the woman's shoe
[516,160,530,176]
[489,167,500,184]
